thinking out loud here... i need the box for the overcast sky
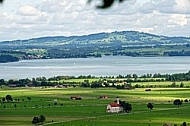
[0,0,190,41]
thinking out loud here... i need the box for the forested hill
[0,31,190,63]
[0,31,190,47]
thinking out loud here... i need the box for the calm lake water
[0,56,190,79]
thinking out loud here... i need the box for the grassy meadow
[0,86,190,126]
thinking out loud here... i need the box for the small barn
[145,89,151,91]
[99,95,108,99]
[106,97,123,113]
[70,96,82,100]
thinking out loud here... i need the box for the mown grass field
[0,87,190,126]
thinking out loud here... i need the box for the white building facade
[106,97,123,113]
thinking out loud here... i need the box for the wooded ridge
[0,31,190,63]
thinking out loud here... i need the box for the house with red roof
[106,97,123,113]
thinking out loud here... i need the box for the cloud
[173,0,190,14]
[138,2,156,14]
[140,0,190,14]
[0,0,190,41]
[168,14,188,26]
[17,5,39,16]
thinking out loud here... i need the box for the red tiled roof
[109,102,120,107]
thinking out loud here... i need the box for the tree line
[0,71,190,87]
[1,43,190,63]
[0,55,19,63]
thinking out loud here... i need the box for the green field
[0,87,190,126]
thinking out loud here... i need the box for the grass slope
[0,87,190,126]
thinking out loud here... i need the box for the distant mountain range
[0,31,190,63]
[0,31,190,48]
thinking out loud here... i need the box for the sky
[0,0,190,41]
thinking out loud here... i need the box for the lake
[0,56,190,79]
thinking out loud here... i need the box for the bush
[184,99,188,102]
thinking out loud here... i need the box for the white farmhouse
[106,97,123,113]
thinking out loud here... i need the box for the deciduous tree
[173,99,182,107]
[181,122,187,126]
[2,97,5,103]
[120,101,132,113]
[39,115,46,124]
[5,95,13,102]
[32,115,46,125]
[32,116,39,125]
[147,103,154,110]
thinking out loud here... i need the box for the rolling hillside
[0,31,190,63]
[0,31,190,48]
